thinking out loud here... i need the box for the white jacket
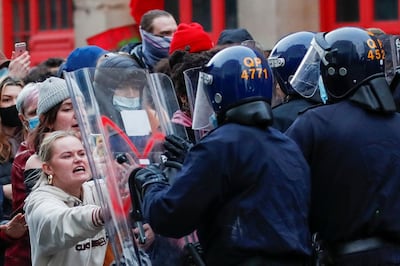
[24,181,107,266]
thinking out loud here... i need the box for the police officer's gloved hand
[163,134,193,165]
[131,164,169,199]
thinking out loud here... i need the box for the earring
[47,174,53,185]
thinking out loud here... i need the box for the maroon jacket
[6,141,33,266]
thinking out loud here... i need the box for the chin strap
[349,76,396,114]
[223,100,273,128]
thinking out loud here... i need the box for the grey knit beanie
[37,77,71,115]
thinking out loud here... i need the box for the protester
[166,47,224,142]
[132,45,312,265]
[0,213,28,266]
[120,9,177,71]
[24,57,64,83]
[4,51,31,81]
[286,27,400,265]
[57,45,108,78]
[24,130,107,266]
[4,82,39,266]
[0,76,24,265]
[0,53,10,79]
[168,22,214,55]
[24,77,80,193]
[216,28,254,45]
[0,77,24,220]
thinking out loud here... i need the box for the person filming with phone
[0,42,31,80]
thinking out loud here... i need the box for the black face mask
[0,105,22,127]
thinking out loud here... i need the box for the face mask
[318,75,328,104]
[28,116,39,130]
[140,28,171,69]
[0,105,21,127]
[208,113,218,129]
[113,95,141,111]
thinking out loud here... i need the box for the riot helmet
[192,45,273,130]
[291,27,385,101]
[268,31,315,95]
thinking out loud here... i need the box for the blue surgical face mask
[318,75,328,104]
[208,113,218,129]
[28,116,39,130]
[113,95,141,111]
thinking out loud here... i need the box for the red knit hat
[169,22,214,55]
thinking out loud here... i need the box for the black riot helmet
[291,27,385,101]
[268,31,315,95]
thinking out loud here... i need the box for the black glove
[130,164,169,198]
[163,134,193,164]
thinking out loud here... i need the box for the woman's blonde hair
[38,130,80,162]
[34,130,81,188]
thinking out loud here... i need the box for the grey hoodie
[24,181,107,266]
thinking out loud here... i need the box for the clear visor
[183,66,202,117]
[380,34,400,84]
[290,39,323,98]
[192,72,215,131]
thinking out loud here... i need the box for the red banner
[129,0,165,24]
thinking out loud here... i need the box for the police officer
[268,31,322,132]
[131,45,312,266]
[286,27,400,265]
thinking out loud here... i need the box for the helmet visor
[183,66,202,118]
[192,71,215,131]
[290,38,322,98]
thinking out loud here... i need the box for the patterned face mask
[140,28,172,69]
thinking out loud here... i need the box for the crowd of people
[0,7,399,266]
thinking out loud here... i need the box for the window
[336,0,359,22]
[225,0,237,28]
[12,0,31,42]
[322,0,400,35]
[39,0,73,30]
[165,1,179,23]
[192,0,211,31]
[374,0,398,20]
[164,0,238,41]
[3,0,75,64]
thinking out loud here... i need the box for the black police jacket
[142,123,312,265]
[272,97,320,132]
[286,100,400,243]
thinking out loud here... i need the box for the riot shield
[183,67,210,142]
[64,67,186,265]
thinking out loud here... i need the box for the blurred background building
[0,0,399,65]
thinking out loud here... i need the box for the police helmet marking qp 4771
[201,45,273,114]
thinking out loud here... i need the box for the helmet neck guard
[349,75,396,114]
[220,100,273,129]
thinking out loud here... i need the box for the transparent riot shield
[183,66,210,142]
[64,67,186,265]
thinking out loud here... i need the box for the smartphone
[14,42,27,56]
